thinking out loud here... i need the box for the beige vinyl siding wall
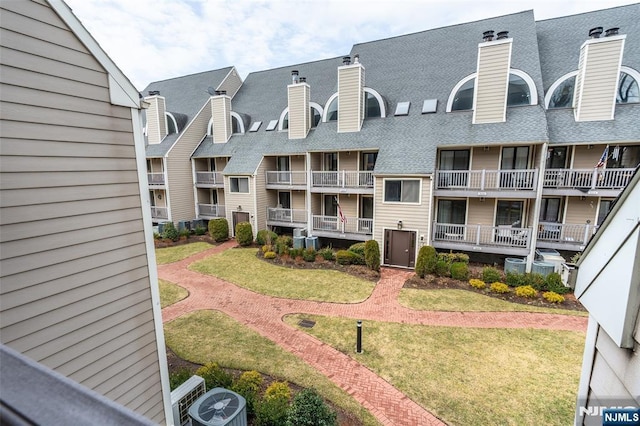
[211,96,231,143]
[311,193,322,215]
[339,151,358,170]
[166,101,211,223]
[292,191,306,211]
[217,189,226,206]
[374,176,432,253]
[564,197,597,224]
[217,68,243,98]
[216,157,228,171]
[148,158,163,173]
[291,155,305,172]
[574,38,625,121]
[254,159,269,232]
[471,146,500,169]
[145,96,166,144]
[0,1,165,422]
[474,40,512,124]
[339,195,358,219]
[573,145,604,168]
[310,153,322,171]
[287,83,310,139]
[225,176,254,236]
[337,64,364,133]
[466,197,494,225]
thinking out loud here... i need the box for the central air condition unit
[171,375,206,426]
[189,388,247,426]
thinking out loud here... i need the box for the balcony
[432,222,532,255]
[266,207,307,227]
[434,169,538,198]
[197,204,225,219]
[265,171,307,189]
[536,222,598,251]
[310,171,374,194]
[543,168,634,197]
[147,172,165,186]
[311,215,373,241]
[195,172,224,188]
[151,206,168,221]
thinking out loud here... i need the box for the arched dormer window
[545,67,640,109]
[166,112,178,135]
[322,88,386,122]
[279,103,324,131]
[447,69,538,112]
[206,112,245,136]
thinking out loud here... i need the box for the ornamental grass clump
[469,279,486,290]
[515,285,537,298]
[490,282,510,294]
[543,291,565,303]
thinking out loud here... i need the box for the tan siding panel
[90,346,158,392]
[339,196,357,219]
[337,65,363,132]
[0,137,134,158]
[475,42,511,124]
[466,198,494,225]
[595,327,637,394]
[292,191,306,211]
[311,193,321,215]
[339,151,358,170]
[0,170,139,190]
[589,351,635,404]
[471,146,499,170]
[1,156,137,172]
[564,197,597,224]
[291,155,305,172]
[573,145,605,168]
[311,153,321,171]
[2,1,68,29]
[287,84,309,139]
[1,65,108,100]
[211,97,231,143]
[217,70,243,98]
[0,183,141,208]
[1,120,136,145]
[255,160,268,231]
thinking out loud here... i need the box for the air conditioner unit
[171,375,206,426]
[189,388,247,426]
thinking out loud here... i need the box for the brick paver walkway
[159,241,588,425]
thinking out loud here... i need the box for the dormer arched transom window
[206,112,245,136]
[447,69,538,112]
[278,103,323,131]
[322,88,386,122]
[166,112,178,135]
[545,66,640,109]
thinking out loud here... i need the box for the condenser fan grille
[189,387,247,426]
[198,391,240,421]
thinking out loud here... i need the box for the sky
[64,0,639,90]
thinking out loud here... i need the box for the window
[617,72,640,104]
[450,70,536,111]
[495,200,523,226]
[232,116,241,134]
[506,73,531,106]
[326,97,338,121]
[365,92,382,118]
[265,120,278,131]
[278,191,291,209]
[539,198,562,222]
[451,79,475,111]
[546,147,567,169]
[548,76,575,109]
[607,145,640,169]
[501,146,529,170]
[361,152,377,171]
[324,152,338,171]
[360,196,374,219]
[209,158,216,171]
[281,106,322,130]
[394,102,411,116]
[210,189,218,205]
[249,121,262,132]
[437,200,466,224]
[166,112,178,134]
[597,199,613,226]
[547,69,640,109]
[324,195,338,216]
[384,180,420,203]
[422,99,438,114]
[439,150,470,170]
[230,177,249,193]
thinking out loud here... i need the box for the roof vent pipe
[148,90,160,96]
[496,31,509,40]
[342,56,351,65]
[589,27,604,38]
[219,90,226,95]
[353,54,360,64]
[291,70,299,84]
[482,30,495,42]
[299,77,307,83]
[604,27,620,37]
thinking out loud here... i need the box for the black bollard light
[356,320,363,353]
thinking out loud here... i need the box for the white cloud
[64,0,638,89]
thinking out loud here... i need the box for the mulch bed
[154,234,217,249]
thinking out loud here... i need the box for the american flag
[595,145,609,168]
[337,199,347,224]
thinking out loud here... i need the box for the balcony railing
[537,222,597,245]
[265,171,307,186]
[312,215,373,235]
[197,204,225,218]
[147,172,165,185]
[266,207,307,224]
[543,168,634,190]
[151,206,168,220]
[432,222,532,249]
[195,171,224,186]
[311,171,374,189]
[435,169,538,191]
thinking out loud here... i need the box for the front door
[384,229,416,268]
[232,211,250,235]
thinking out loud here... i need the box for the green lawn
[164,310,380,426]
[155,242,214,264]
[189,248,375,302]
[399,288,588,316]
[285,314,585,426]
[159,279,188,308]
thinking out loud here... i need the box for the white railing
[432,222,532,248]
[265,171,307,186]
[537,222,597,245]
[435,169,538,191]
[147,172,165,185]
[543,168,634,190]
[151,206,168,220]
[266,207,307,224]
[312,215,373,234]
[311,171,374,189]
[195,171,224,185]
[197,204,225,218]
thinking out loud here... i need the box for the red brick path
[158,241,587,425]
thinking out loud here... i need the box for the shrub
[256,229,278,246]
[232,371,263,415]
[319,247,335,261]
[490,282,510,294]
[153,232,161,239]
[450,262,469,280]
[348,242,366,257]
[364,240,381,272]
[303,248,316,262]
[526,273,546,291]
[543,291,565,303]
[162,222,179,242]
[434,260,449,277]
[262,245,271,253]
[286,388,337,426]
[179,228,191,239]
[195,362,233,390]
[289,248,304,259]
[438,252,470,264]
[469,279,486,290]
[415,246,437,278]
[194,225,206,235]
[256,381,292,426]
[505,271,526,287]
[235,222,254,246]
[335,250,364,265]
[545,272,569,294]
[169,368,192,391]
[482,266,502,284]
[515,285,537,298]
[264,251,276,259]
[275,236,293,255]
[208,218,229,242]
[265,381,292,401]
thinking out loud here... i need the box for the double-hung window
[384,179,420,203]
[230,177,249,193]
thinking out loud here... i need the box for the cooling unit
[189,388,247,426]
[171,375,206,426]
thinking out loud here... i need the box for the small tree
[415,245,437,278]
[364,240,381,272]
[162,222,179,242]
[208,218,229,242]
[285,388,337,426]
[235,221,254,246]
[256,229,278,246]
